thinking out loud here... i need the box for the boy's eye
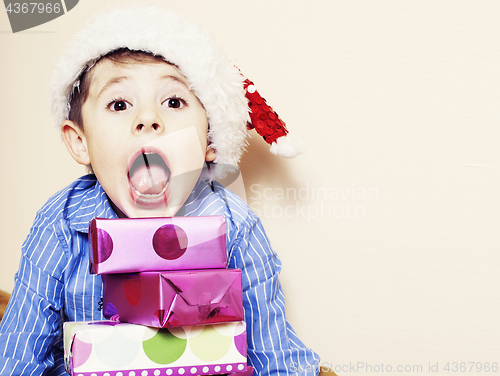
[163,97,186,109]
[108,100,131,112]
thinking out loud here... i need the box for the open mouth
[128,150,171,197]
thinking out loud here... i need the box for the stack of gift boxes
[63,216,252,376]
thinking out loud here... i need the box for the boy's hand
[319,367,338,376]
[0,290,10,321]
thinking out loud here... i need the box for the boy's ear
[205,146,216,162]
[61,120,91,166]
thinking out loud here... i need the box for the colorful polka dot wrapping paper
[89,216,227,275]
[63,320,248,376]
[102,269,243,328]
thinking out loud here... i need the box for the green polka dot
[190,325,231,361]
[143,328,187,364]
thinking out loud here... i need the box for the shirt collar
[176,179,226,217]
[68,176,225,233]
[68,176,118,233]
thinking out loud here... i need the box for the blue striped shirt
[0,175,320,375]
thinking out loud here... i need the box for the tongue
[129,161,169,195]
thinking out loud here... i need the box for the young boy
[0,7,323,376]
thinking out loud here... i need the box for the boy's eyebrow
[97,76,128,98]
[161,74,190,88]
[96,74,189,99]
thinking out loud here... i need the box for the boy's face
[62,59,215,218]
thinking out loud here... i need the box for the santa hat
[50,6,305,179]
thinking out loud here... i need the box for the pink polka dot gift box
[102,269,243,328]
[63,320,249,376]
[89,216,227,275]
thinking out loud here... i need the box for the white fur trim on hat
[50,6,249,180]
[270,134,307,158]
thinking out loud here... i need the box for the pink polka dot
[124,274,142,306]
[152,224,188,260]
[72,336,92,368]
[234,331,247,357]
[96,228,113,263]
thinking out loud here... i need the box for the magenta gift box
[64,320,248,376]
[103,269,243,328]
[89,216,227,274]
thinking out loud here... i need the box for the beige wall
[1,1,499,373]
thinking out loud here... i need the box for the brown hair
[68,48,168,129]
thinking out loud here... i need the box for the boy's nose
[134,108,163,133]
[135,122,161,132]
